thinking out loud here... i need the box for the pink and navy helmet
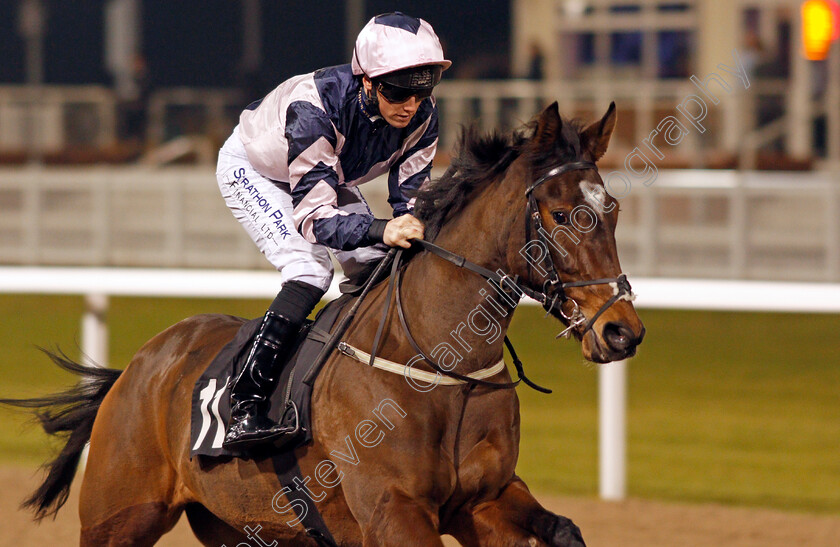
[351,12,451,83]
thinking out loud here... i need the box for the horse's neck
[401,187,517,373]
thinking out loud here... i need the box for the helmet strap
[367,86,379,109]
[360,79,380,117]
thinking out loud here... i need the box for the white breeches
[216,125,386,292]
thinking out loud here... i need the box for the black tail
[0,349,122,520]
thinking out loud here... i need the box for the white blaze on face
[580,180,607,219]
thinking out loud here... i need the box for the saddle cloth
[189,294,351,458]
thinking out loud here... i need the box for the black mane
[413,125,523,241]
[413,116,586,241]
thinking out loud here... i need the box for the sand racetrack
[2,465,838,546]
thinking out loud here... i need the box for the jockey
[216,12,451,450]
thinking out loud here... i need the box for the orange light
[802,0,839,60]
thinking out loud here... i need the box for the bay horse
[5,102,643,546]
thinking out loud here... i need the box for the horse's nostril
[603,322,635,352]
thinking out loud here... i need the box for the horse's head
[504,102,645,363]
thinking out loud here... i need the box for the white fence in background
[1,167,838,282]
[1,267,838,501]
[0,166,267,269]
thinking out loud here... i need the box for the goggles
[376,82,434,103]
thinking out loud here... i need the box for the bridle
[523,160,635,338]
[408,160,634,339]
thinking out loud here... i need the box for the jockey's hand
[383,214,425,248]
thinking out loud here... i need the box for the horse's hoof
[550,515,585,547]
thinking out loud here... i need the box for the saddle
[189,251,398,459]
[189,293,352,459]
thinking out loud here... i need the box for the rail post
[599,358,627,500]
[81,293,109,368]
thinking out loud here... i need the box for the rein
[392,249,540,391]
[379,159,635,386]
[366,248,542,391]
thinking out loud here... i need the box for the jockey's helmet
[352,12,451,101]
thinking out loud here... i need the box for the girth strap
[270,451,339,547]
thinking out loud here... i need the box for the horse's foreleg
[445,478,585,547]
[361,486,445,547]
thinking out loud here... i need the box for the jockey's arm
[286,103,385,251]
[381,101,439,248]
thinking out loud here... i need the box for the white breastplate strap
[337,342,507,385]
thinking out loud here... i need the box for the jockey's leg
[216,125,334,290]
[222,280,324,450]
[216,125,334,450]
[444,478,585,547]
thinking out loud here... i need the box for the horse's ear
[581,101,617,161]
[533,101,562,149]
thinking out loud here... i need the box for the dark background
[0,1,511,96]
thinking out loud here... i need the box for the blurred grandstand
[0,0,838,282]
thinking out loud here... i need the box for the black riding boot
[222,311,299,450]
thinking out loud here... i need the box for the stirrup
[272,401,304,450]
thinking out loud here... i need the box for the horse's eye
[552,211,569,225]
